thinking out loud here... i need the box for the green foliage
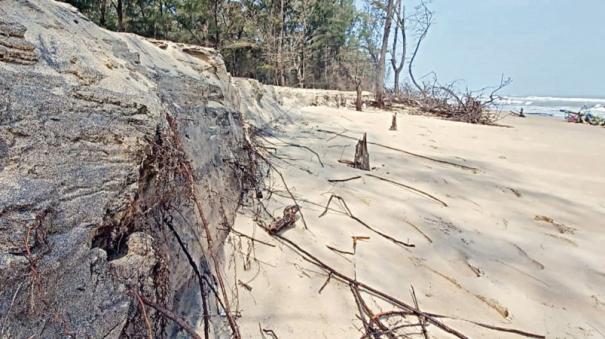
[65,0,376,90]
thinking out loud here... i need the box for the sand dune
[224,105,605,338]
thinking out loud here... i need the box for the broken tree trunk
[354,133,370,171]
[389,113,397,131]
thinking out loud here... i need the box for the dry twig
[366,173,447,207]
[328,176,362,183]
[319,195,415,248]
[260,225,545,339]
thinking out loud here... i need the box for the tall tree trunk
[116,0,124,32]
[298,51,305,88]
[391,0,406,93]
[213,0,220,48]
[278,0,285,86]
[375,0,395,107]
[99,0,107,26]
[324,42,329,89]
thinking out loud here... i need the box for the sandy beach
[224,104,605,338]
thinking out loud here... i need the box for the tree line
[66,0,433,107]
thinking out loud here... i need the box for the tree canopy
[67,0,382,91]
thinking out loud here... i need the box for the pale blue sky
[395,0,605,98]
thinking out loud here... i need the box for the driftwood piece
[353,133,370,171]
[389,113,398,131]
[267,205,300,234]
[328,176,361,183]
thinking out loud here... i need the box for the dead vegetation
[233,126,547,339]
[387,75,512,125]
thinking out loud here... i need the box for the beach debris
[508,187,522,197]
[465,261,483,277]
[259,324,279,339]
[421,264,510,319]
[267,205,299,235]
[318,273,333,294]
[411,285,430,339]
[328,175,361,183]
[388,76,511,125]
[389,113,398,130]
[238,280,253,291]
[326,245,354,255]
[512,244,545,270]
[319,194,415,248]
[353,133,371,170]
[534,215,576,234]
[317,128,479,172]
[563,110,605,126]
[366,173,448,207]
[403,219,433,243]
[326,236,370,256]
[259,218,545,338]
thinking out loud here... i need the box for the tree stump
[353,133,370,171]
[389,113,397,130]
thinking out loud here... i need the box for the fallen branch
[411,286,429,339]
[353,283,397,339]
[317,129,478,172]
[403,219,433,243]
[282,143,325,168]
[258,217,545,339]
[366,173,447,207]
[328,176,362,183]
[465,321,546,339]
[319,194,415,248]
[351,284,374,337]
[267,231,467,338]
[259,324,279,339]
[326,245,354,255]
[138,294,202,339]
[318,272,333,294]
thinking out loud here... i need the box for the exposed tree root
[138,294,202,339]
[133,291,154,339]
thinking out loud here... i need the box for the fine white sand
[223,105,605,338]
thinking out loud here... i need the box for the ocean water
[495,96,605,118]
